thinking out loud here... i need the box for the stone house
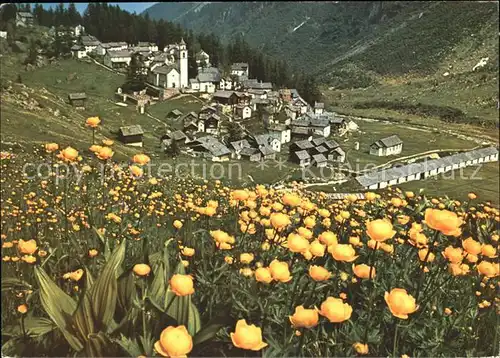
[370,135,403,156]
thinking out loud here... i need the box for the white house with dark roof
[16,11,34,27]
[71,45,87,59]
[291,150,311,167]
[188,135,231,162]
[147,39,188,89]
[80,35,101,54]
[231,63,249,77]
[195,50,210,69]
[103,50,132,69]
[268,123,291,144]
[235,104,252,119]
[190,67,221,93]
[370,135,403,156]
[251,134,281,153]
[314,102,325,115]
[149,65,181,88]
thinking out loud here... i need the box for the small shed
[118,125,144,147]
[166,109,183,120]
[68,93,87,108]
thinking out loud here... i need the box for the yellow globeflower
[353,342,369,355]
[352,264,376,279]
[329,244,358,262]
[240,253,255,264]
[170,274,195,296]
[384,288,418,319]
[17,239,37,255]
[255,267,273,284]
[366,219,396,242]
[269,259,292,282]
[424,208,463,236]
[132,153,151,165]
[319,297,352,323]
[270,213,291,231]
[96,146,114,160]
[309,265,331,281]
[154,325,193,357]
[133,264,151,277]
[58,147,79,162]
[289,305,319,328]
[44,143,59,153]
[282,193,301,207]
[287,233,310,254]
[462,238,482,256]
[230,319,268,351]
[85,116,101,128]
[173,220,183,229]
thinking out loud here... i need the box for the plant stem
[392,322,399,357]
[415,230,440,302]
[296,328,305,357]
[141,280,148,340]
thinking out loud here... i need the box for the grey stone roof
[292,140,314,150]
[240,147,259,156]
[291,127,311,135]
[356,147,499,187]
[213,90,236,99]
[294,150,311,160]
[323,140,340,149]
[200,105,217,113]
[106,50,132,58]
[230,139,251,151]
[193,136,231,157]
[71,44,83,51]
[68,93,86,100]
[311,137,326,146]
[314,102,325,109]
[310,119,330,128]
[312,153,327,162]
[164,130,187,141]
[314,145,328,154]
[231,63,248,71]
[268,123,288,132]
[260,146,276,156]
[152,64,178,74]
[169,109,183,116]
[119,125,144,136]
[371,135,403,149]
[18,12,34,18]
[197,67,221,82]
[253,134,277,147]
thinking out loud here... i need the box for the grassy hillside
[0,48,202,160]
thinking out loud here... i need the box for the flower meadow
[1,140,499,357]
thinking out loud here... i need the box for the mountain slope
[144,1,499,126]
[143,2,498,79]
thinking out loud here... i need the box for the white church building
[147,38,188,89]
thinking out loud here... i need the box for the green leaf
[72,239,126,340]
[90,238,126,332]
[193,315,232,346]
[86,331,112,357]
[1,277,32,292]
[2,317,56,338]
[150,259,167,308]
[34,266,84,352]
[117,271,136,313]
[115,335,144,357]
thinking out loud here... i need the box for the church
[147,38,188,89]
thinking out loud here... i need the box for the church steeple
[180,37,186,45]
